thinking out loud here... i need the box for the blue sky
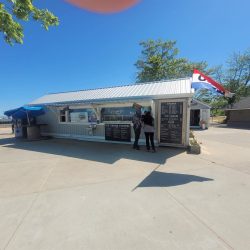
[1,0,250,115]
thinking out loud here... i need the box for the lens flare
[66,0,140,13]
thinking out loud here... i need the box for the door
[190,110,200,126]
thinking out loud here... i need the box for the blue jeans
[133,128,141,149]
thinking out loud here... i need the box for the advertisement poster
[70,111,88,123]
[69,109,97,123]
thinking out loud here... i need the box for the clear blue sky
[1,0,250,115]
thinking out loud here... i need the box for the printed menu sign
[160,102,183,144]
[105,124,131,142]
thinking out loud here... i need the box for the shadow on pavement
[0,136,185,165]
[133,171,213,190]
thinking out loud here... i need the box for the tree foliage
[135,39,250,110]
[213,49,250,107]
[196,49,250,110]
[0,0,59,45]
[135,39,213,83]
[211,97,228,116]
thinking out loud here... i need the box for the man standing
[132,106,142,150]
[11,119,15,134]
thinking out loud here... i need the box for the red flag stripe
[193,69,226,93]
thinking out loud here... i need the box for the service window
[59,110,66,122]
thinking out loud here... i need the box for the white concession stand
[29,78,194,148]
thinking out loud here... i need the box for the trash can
[27,126,41,140]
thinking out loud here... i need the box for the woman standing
[143,111,156,152]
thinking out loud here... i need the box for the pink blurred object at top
[66,0,140,13]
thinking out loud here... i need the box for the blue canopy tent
[4,106,45,139]
[4,106,45,123]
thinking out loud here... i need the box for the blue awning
[4,106,45,119]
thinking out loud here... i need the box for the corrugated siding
[37,107,104,137]
[30,78,192,105]
[37,107,146,139]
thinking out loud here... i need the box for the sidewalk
[0,127,250,250]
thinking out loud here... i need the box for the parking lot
[0,126,250,250]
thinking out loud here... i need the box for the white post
[186,98,191,147]
[26,110,30,126]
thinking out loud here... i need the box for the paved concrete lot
[0,127,250,250]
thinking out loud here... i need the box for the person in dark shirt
[11,119,15,134]
[142,111,156,152]
[132,110,142,150]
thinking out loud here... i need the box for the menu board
[105,124,131,142]
[160,102,183,144]
[101,107,134,122]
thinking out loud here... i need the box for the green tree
[194,89,214,104]
[210,96,228,116]
[135,39,213,83]
[0,0,59,45]
[214,49,250,107]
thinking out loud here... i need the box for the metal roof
[30,78,193,105]
[231,96,250,109]
[191,99,211,109]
